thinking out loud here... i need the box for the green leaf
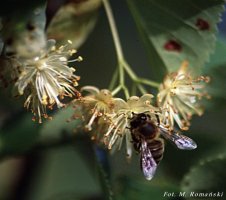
[114,176,179,200]
[26,146,102,200]
[162,106,226,182]
[0,104,81,159]
[205,63,226,109]
[162,128,226,182]
[203,38,226,109]
[181,154,226,200]
[39,104,80,144]
[206,37,226,69]
[0,114,41,158]
[127,0,225,79]
[47,0,102,48]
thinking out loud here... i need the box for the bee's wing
[159,125,197,150]
[140,140,157,180]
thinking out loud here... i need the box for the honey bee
[130,112,197,180]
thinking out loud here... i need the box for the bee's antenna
[128,112,136,120]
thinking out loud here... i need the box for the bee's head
[130,112,150,129]
[138,113,149,121]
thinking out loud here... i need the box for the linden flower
[14,39,82,123]
[157,61,209,130]
[104,94,160,158]
[80,86,115,131]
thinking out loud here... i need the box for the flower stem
[103,0,129,99]
[131,83,137,96]
[108,68,118,90]
[137,84,148,94]
[122,86,130,99]
[112,85,121,96]
[122,60,160,88]
[121,60,137,80]
[137,78,160,88]
[103,0,159,97]
[102,0,124,62]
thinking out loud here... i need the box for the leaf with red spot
[196,18,210,31]
[164,40,182,52]
[127,0,225,80]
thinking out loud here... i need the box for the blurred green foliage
[181,154,226,200]
[47,0,102,48]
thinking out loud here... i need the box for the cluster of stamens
[10,39,82,123]
[157,61,209,130]
[70,61,209,158]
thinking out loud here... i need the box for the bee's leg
[131,134,137,143]
[133,142,141,153]
[155,113,160,125]
[138,142,141,151]
[131,135,141,152]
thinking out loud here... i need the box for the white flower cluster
[74,61,208,158]
[12,39,82,123]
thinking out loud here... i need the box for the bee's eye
[141,115,147,120]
